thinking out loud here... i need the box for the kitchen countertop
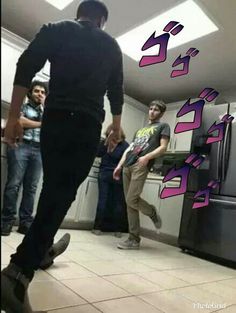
[147,172,180,182]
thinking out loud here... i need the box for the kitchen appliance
[178,102,236,266]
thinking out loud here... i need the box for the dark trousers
[10,109,101,276]
[93,170,128,232]
[2,142,42,225]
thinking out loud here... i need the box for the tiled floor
[1,228,236,313]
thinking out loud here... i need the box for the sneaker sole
[117,245,140,250]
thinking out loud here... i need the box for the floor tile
[29,280,86,311]
[104,273,162,295]
[61,276,129,302]
[48,304,101,312]
[174,285,231,308]
[213,305,236,312]
[94,296,163,313]
[33,270,56,282]
[219,278,236,289]
[63,250,101,263]
[76,260,129,276]
[111,260,155,273]
[165,266,236,284]
[139,270,190,289]
[46,262,97,280]
[197,282,236,303]
[139,289,210,313]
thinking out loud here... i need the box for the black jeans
[10,108,101,276]
[93,170,128,232]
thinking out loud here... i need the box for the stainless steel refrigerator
[178,102,236,265]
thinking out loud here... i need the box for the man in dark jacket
[1,1,123,312]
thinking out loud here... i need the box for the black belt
[23,139,40,148]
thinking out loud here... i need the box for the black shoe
[17,223,31,235]
[1,264,45,313]
[39,233,71,270]
[1,223,13,236]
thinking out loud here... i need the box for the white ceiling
[2,0,236,105]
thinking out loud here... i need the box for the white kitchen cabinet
[121,102,147,143]
[77,177,98,222]
[65,186,83,221]
[140,180,162,231]
[1,28,49,104]
[174,110,194,152]
[159,181,184,237]
[140,178,184,238]
[102,95,148,143]
[160,102,194,153]
[1,36,25,103]
[160,110,177,152]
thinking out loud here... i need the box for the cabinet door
[160,110,177,152]
[174,111,194,152]
[78,177,98,222]
[140,181,162,231]
[159,182,184,237]
[121,103,147,143]
[64,185,82,221]
[1,41,24,103]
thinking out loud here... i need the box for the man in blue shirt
[1,80,47,236]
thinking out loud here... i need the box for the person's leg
[1,109,101,312]
[117,166,140,249]
[1,144,28,235]
[124,164,151,241]
[18,146,42,233]
[10,110,101,275]
[93,171,110,233]
[112,182,127,233]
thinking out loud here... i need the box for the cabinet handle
[174,138,177,150]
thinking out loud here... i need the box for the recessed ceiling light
[117,0,218,62]
[44,0,74,10]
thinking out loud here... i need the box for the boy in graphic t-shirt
[113,100,170,249]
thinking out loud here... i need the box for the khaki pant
[123,163,154,242]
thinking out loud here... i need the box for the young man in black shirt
[114,100,170,249]
[1,1,123,312]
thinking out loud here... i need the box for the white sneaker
[117,238,140,250]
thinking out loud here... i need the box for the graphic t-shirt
[124,122,170,169]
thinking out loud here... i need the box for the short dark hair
[27,80,48,99]
[149,100,166,113]
[76,0,108,21]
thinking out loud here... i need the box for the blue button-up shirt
[21,102,43,143]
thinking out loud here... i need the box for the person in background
[92,124,129,237]
[113,100,170,249]
[1,0,123,312]
[1,79,71,270]
[1,80,47,236]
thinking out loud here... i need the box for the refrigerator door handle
[221,123,231,182]
[195,197,235,206]
[216,140,222,181]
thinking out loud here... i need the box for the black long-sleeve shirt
[14,20,124,123]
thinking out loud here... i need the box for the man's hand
[105,128,120,152]
[3,117,23,147]
[113,166,122,181]
[137,155,150,167]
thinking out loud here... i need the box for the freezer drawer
[179,193,236,263]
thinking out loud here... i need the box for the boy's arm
[137,136,169,167]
